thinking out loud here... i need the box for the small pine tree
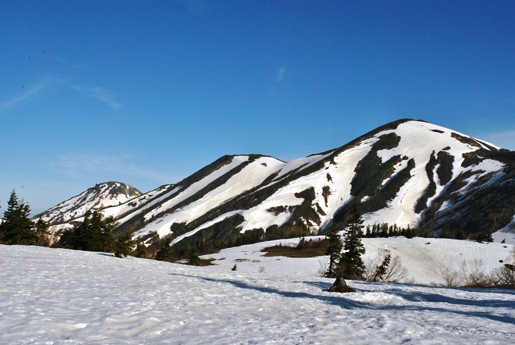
[337,203,366,280]
[133,237,148,258]
[296,236,307,250]
[369,251,391,282]
[101,215,117,252]
[35,216,51,246]
[88,211,110,252]
[325,223,342,277]
[0,190,37,245]
[113,231,134,258]
[156,245,173,261]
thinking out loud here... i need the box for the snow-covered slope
[126,119,512,252]
[494,216,515,244]
[36,182,141,224]
[204,236,514,286]
[1,242,514,344]
[39,119,515,258]
[137,155,285,238]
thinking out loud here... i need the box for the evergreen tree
[156,245,173,261]
[56,228,75,249]
[35,216,51,246]
[99,214,117,253]
[337,203,366,280]
[88,211,108,252]
[55,210,116,252]
[113,231,134,258]
[71,210,93,251]
[0,190,37,245]
[133,237,148,258]
[369,251,391,282]
[325,223,342,277]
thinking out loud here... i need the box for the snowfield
[1,239,514,344]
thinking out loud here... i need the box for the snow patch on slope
[136,156,284,238]
[239,138,378,232]
[101,184,174,220]
[170,211,242,245]
[364,121,503,227]
[272,152,334,181]
[143,156,250,222]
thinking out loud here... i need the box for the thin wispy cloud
[0,77,121,113]
[176,0,208,15]
[68,84,121,110]
[271,66,287,96]
[0,82,47,114]
[276,67,286,84]
[53,151,174,184]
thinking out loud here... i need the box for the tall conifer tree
[0,190,37,245]
[325,223,342,277]
[35,216,50,246]
[337,203,366,280]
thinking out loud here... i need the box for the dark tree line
[0,190,132,257]
[56,210,133,257]
[364,223,431,239]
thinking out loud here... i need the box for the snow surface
[205,237,514,286]
[1,238,514,344]
[494,216,515,245]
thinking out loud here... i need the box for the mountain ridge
[38,119,515,258]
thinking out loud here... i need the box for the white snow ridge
[1,242,514,344]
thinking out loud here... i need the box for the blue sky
[1,0,514,215]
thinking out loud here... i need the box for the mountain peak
[37,181,141,224]
[38,120,515,258]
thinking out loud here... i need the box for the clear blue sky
[1,0,514,215]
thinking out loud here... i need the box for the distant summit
[36,182,141,224]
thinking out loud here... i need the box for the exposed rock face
[328,277,355,293]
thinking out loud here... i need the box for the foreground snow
[1,242,514,344]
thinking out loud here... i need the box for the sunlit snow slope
[37,182,141,224]
[39,119,515,255]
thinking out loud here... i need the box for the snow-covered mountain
[36,181,142,224]
[40,119,515,256]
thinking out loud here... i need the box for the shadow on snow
[169,273,515,326]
